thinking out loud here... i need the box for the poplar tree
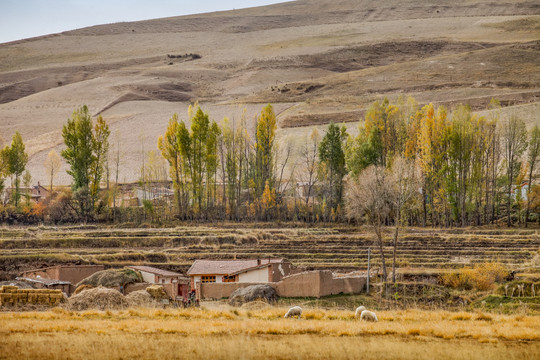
[61,106,109,220]
[319,122,347,213]
[158,114,184,215]
[7,132,28,207]
[254,104,277,198]
[501,115,528,226]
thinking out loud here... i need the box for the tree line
[0,98,538,226]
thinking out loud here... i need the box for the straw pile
[126,290,156,307]
[145,285,169,300]
[0,285,64,307]
[76,268,143,288]
[240,300,271,310]
[67,286,128,311]
[73,284,93,295]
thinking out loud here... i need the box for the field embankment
[0,225,538,276]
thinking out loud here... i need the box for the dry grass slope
[0,0,538,184]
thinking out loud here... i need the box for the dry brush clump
[440,262,509,291]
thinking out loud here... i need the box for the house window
[222,275,236,283]
[201,275,216,283]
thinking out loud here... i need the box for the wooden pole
[367,248,371,294]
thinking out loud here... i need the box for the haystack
[145,285,169,300]
[76,268,143,288]
[126,290,156,307]
[68,286,127,311]
[73,284,93,295]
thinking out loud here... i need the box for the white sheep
[360,310,378,322]
[284,306,302,319]
[355,306,366,318]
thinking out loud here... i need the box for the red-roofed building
[187,258,295,289]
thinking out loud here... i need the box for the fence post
[366,248,371,294]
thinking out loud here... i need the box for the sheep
[284,306,302,319]
[517,284,525,297]
[360,310,378,322]
[355,306,367,318]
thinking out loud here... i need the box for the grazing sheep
[284,306,302,319]
[355,306,367,318]
[360,310,378,322]
[517,284,525,297]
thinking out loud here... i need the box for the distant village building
[187,259,295,290]
[16,276,71,294]
[2,183,49,205]
[128,265,189,299]
[20,265,104,295]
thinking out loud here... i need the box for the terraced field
[1,225,538,280]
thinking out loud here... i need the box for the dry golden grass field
[1,307,539,359]
[0,0,538,185]
[1,225,539,359]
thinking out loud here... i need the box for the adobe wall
[22,267,60,280]
[22,265,104,285]
[318,271,365,296]
[59,265,105,285]
[274,271,321,297]
[199,270,366,300]
[125,282,151,295]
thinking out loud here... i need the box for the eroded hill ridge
[0,0,538,184]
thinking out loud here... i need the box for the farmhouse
[2,182,50,205]
[187,258,295,289]
[127,265,189,299]
[16,276,71,294]
[21,265,104,295]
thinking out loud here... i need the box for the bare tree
[388,156,420,283]
[44,149,61,193]
[298,129,320,209]
[501,115,528,226]
[525,126,540,227]
[346,165,391,292]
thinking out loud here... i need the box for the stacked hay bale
[0,286,64,307]
[68,286,127,311]
[126,290,156,307]
[145,285,169,303]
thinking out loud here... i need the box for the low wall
[200,271,366,300]
[274,271,322,297]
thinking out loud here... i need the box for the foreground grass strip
[0,308,538,359]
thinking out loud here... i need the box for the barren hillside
[0,0,539,185]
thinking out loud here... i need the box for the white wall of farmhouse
[139,271,156,284]
[238,267,269,283]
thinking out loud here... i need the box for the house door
[178,284,189,300]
